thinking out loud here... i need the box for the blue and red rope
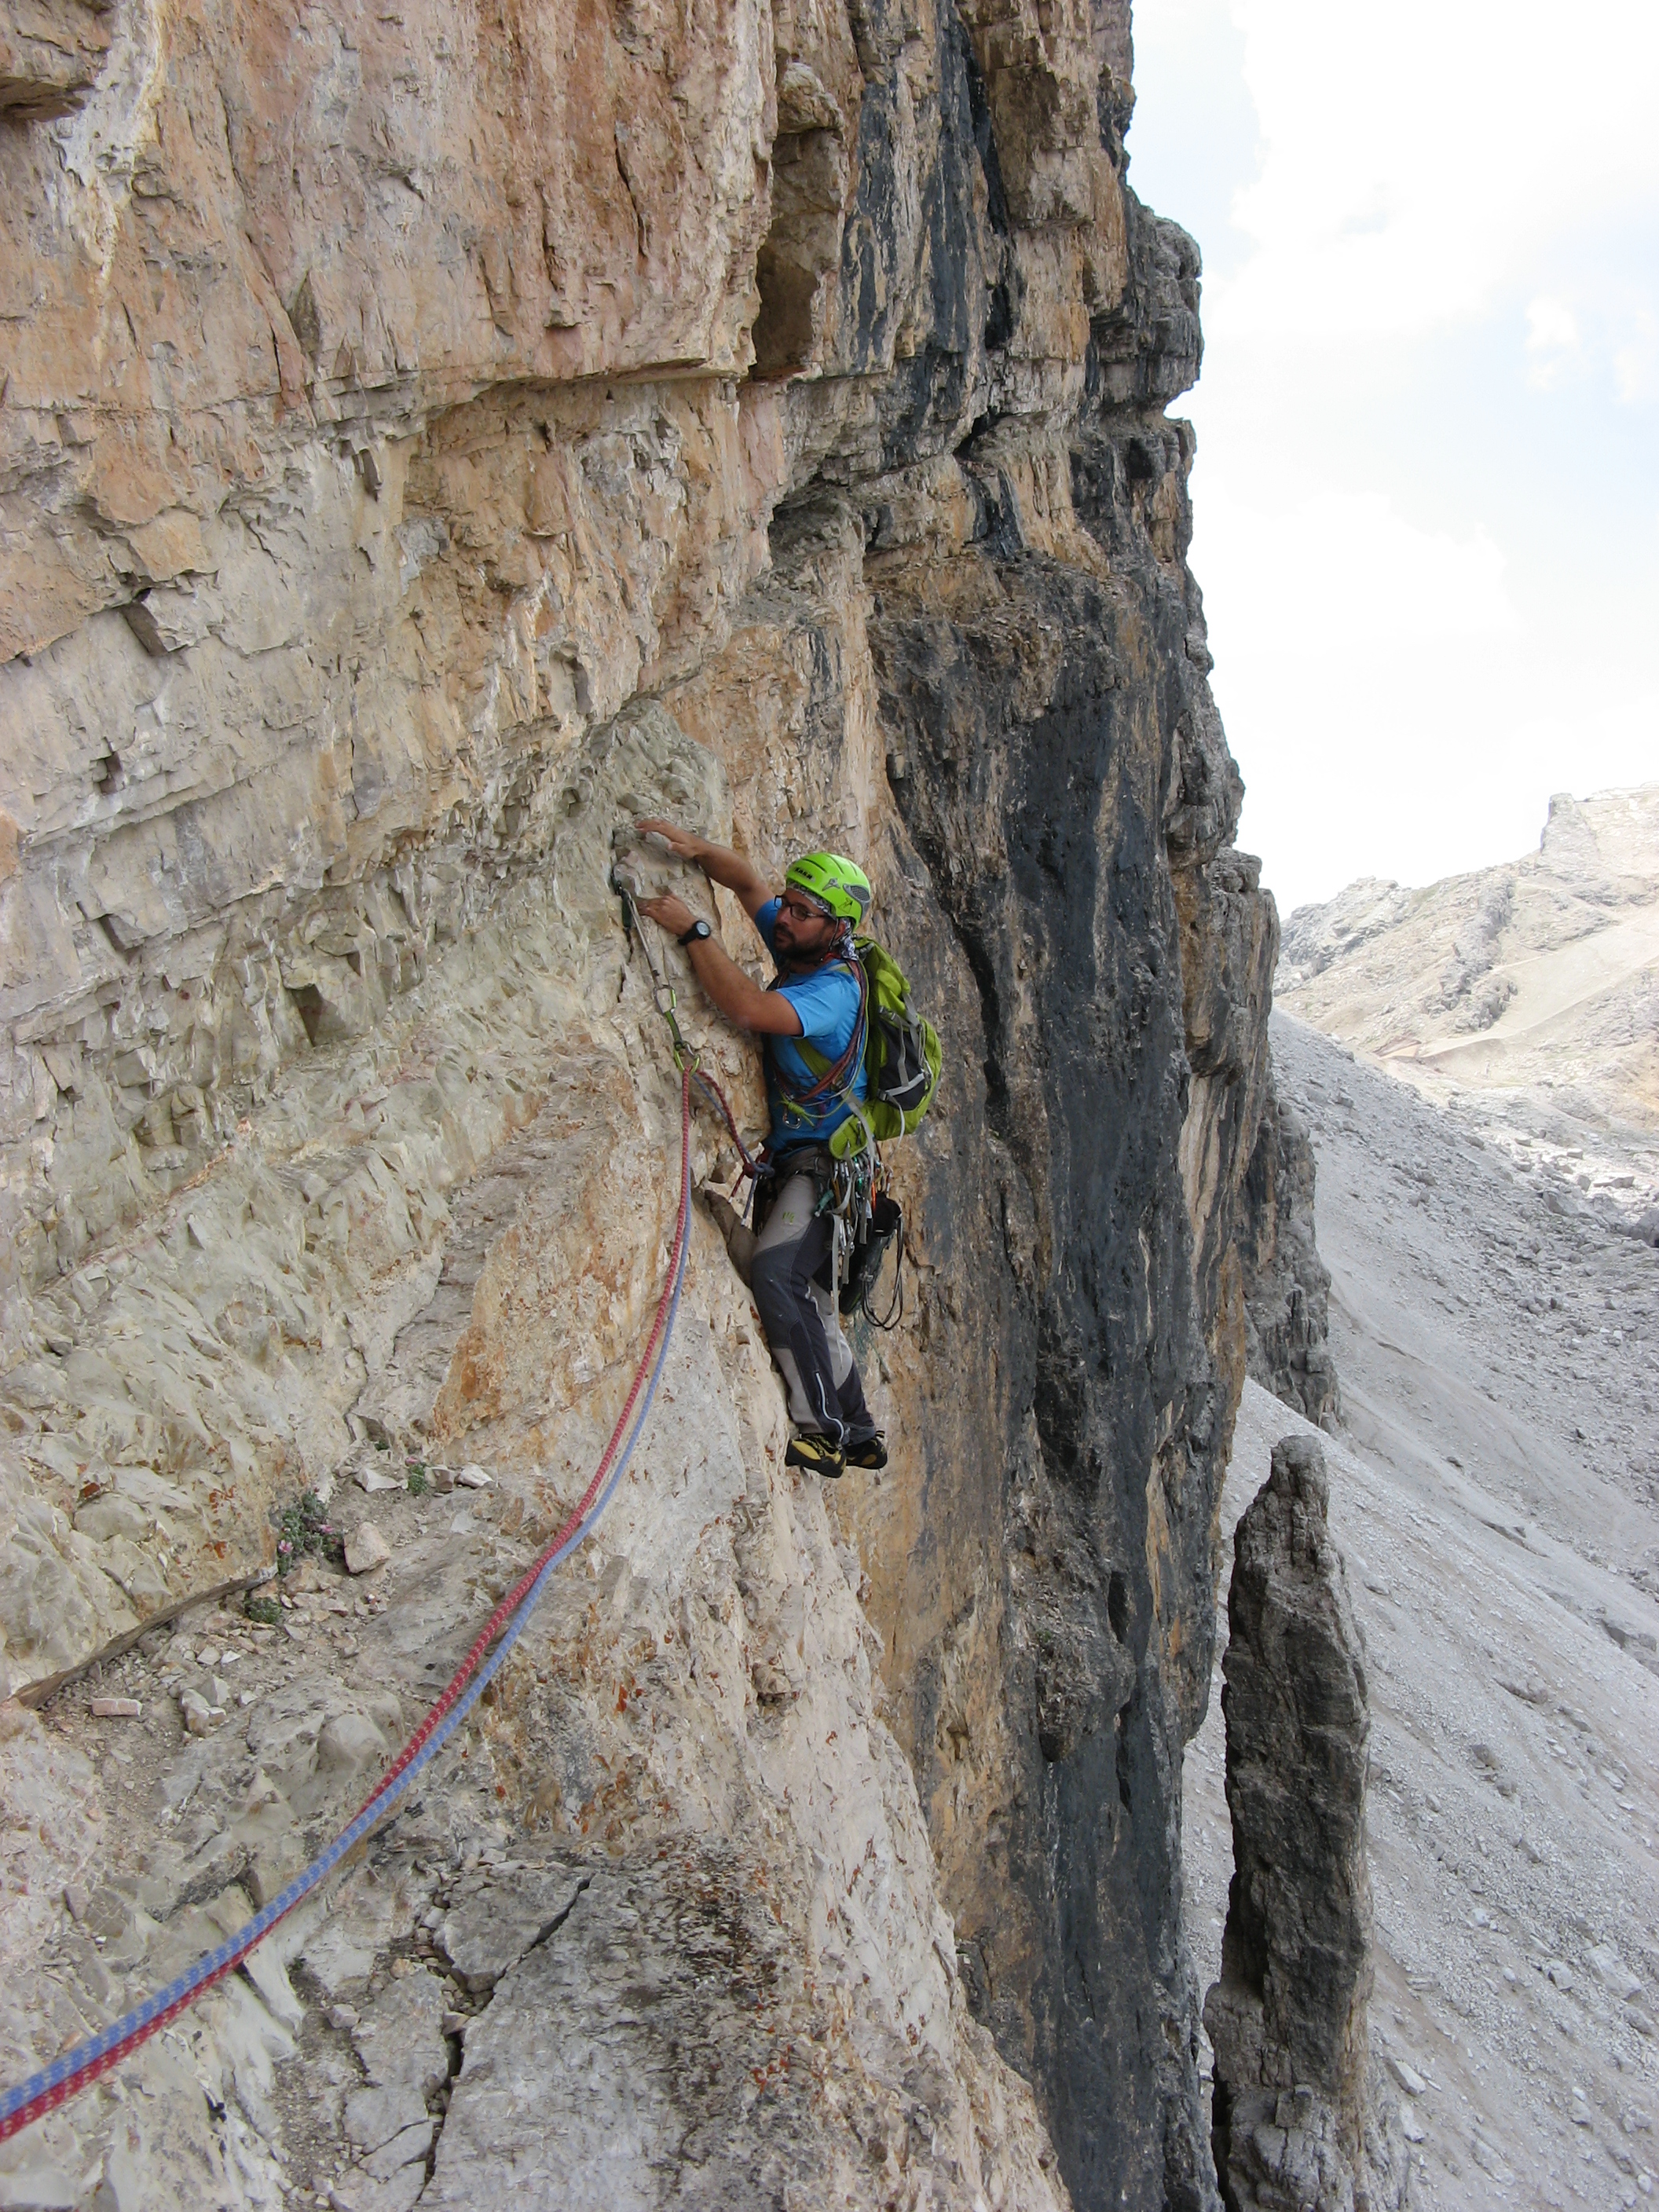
[0,1064,696,2147]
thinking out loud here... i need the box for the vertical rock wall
[1236,1070,1340,1430]
[2,2,1287,2203]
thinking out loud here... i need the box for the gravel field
[1187,1012,1659,2212]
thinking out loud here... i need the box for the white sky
[1125,0,1659,915]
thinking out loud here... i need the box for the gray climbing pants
[749,1169,875,1447]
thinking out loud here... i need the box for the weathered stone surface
[0,0,1295,2203]
[0,0,112,119]
[1203,1435,1397,2212]
[1236,1068,1340,1430]
[343,1523,390,1577]
[344,1967,448,2157]
[438,1862,584,1990]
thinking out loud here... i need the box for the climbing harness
[0,1052,699,2149]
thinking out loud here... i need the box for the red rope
[0,1070,696,2147]
[342,1065,694,1822]
[689,1068,762,1181]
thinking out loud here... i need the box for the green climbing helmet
[785,851,871,926]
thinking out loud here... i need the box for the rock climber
[635,819,885,1480]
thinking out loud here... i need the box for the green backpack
[791,937,941,1159]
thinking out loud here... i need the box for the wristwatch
[678,919,713,947]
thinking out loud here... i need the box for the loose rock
[344,1525,392,1577]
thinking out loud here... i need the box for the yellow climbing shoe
[785,1432,845,1479]
[844,1433,888,1470]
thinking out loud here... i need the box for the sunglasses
[777,895,829,924]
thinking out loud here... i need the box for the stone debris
[1387,2056,1426,2097]
[178,1686,222,1736]
[344,1525,392,1577]
[89,1697,141,1719]
[455,1464,493,1490]
[1188,1002,1659,2212]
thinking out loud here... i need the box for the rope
[0,1067,696,2148]
[689,1069,760,1181]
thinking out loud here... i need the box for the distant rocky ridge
[0,2,1317,2204]
[1280,786,1659,1246]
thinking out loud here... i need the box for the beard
[776,920,835,966]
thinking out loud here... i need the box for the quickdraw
[612,866,761,1186]
[611,865,701,1076]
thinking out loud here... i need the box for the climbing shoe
[785,1432,845,1479]
[843,1432,888,1470]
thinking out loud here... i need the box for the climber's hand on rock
[639,892,697,937]
[636,822,773,919]
[636,817,703,862]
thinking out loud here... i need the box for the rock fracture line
[0,1067,696,2146]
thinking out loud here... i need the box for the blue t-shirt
[755,897,867,1148]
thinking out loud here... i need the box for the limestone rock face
[1203,1436,1399,2212]
[1236,1070,1340,1430]
[0,0,113,117]
[1,0,1291,2204]
[1276,782,1659,1241]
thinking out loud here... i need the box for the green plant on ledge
[273,1490,345,1577]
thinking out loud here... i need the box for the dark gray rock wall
[1238,1064,1341,1429]
[750,21,1277,2197]
[1203,1434,1401,2212]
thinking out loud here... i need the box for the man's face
[773,891,840,961]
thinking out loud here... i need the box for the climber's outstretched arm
[635,818,775,920]
[635,890,804,1038]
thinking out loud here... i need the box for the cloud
[1525,295,1582,390]
[1196,484,1518,651]
[1205,0,1659,345]
[1613,306,1659,404]
[1193,482,1657,913]
[1126,0,1659,914]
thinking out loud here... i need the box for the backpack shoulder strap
[775,950,867,1108]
